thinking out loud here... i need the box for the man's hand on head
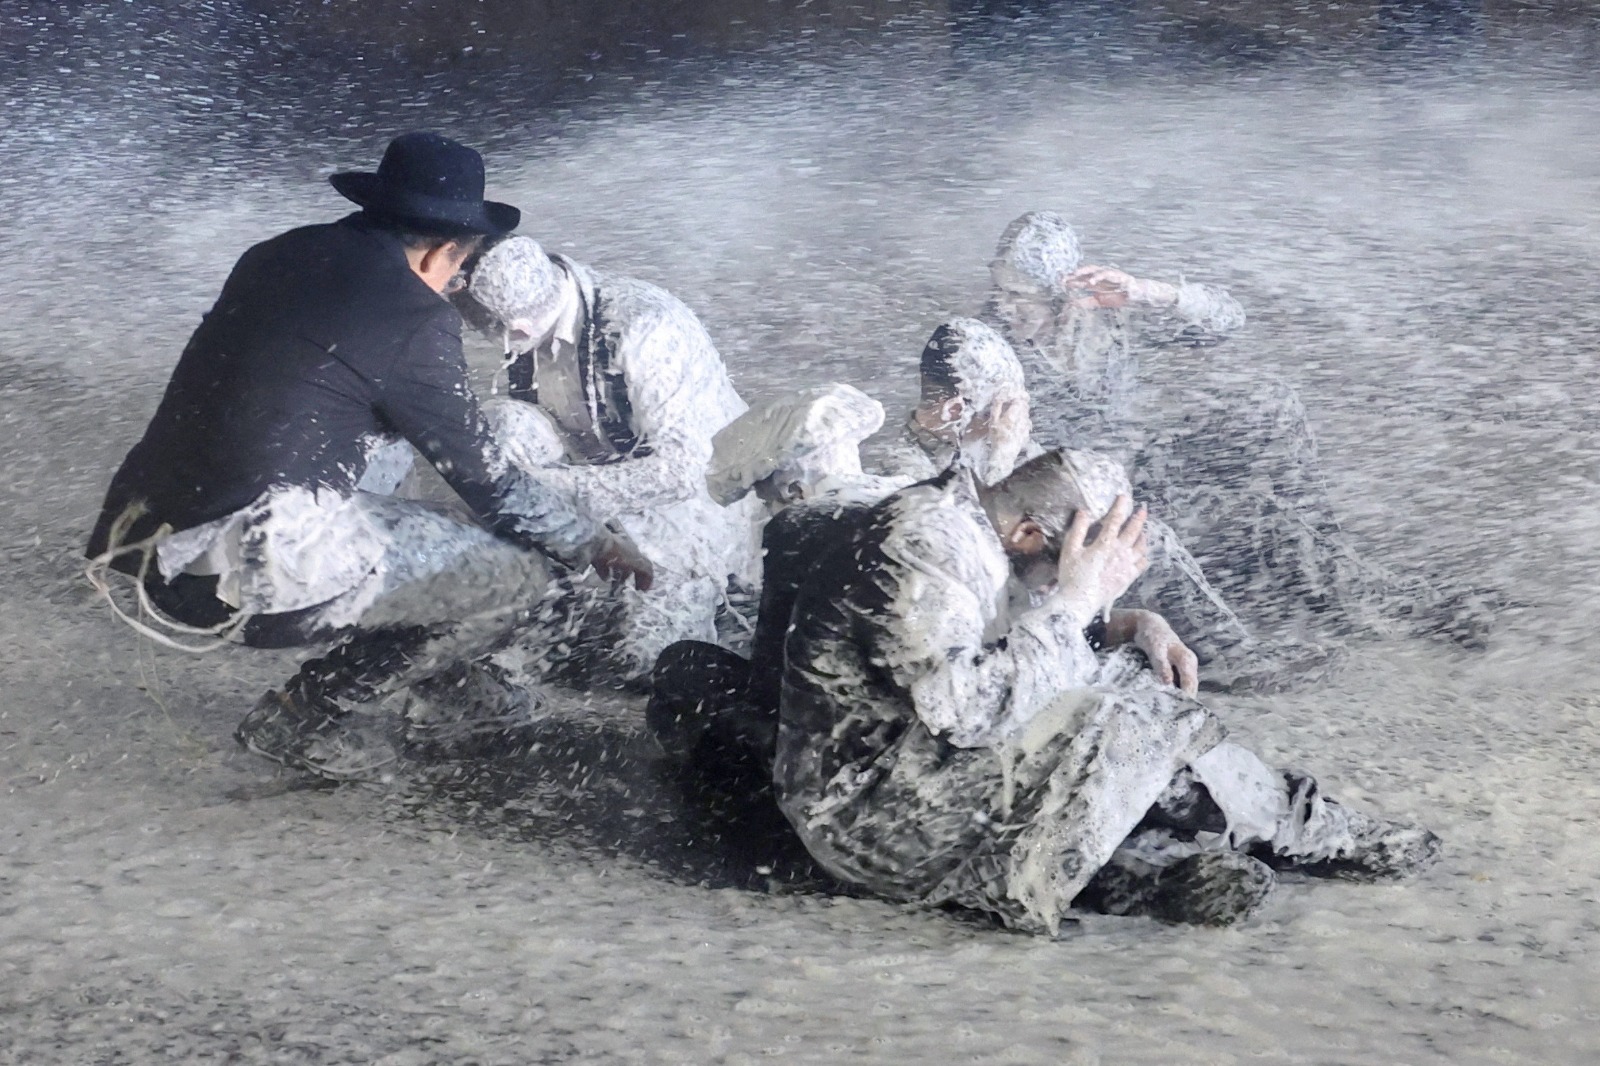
[1054,494,1149,625]
[1063,266,1179,310]
[589,530,654,591]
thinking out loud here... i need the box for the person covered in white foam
[862,317,1042,487]
[455,234,760,683]
[988,208,1245,429]
[705,381,912,514]
[860,317,1317,693]
[774,449,1441,933]
[648,382,907,773]
[984,209,1498,657]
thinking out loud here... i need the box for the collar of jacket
[340,211,449,305]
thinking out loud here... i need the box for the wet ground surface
[5,2,1600,1063]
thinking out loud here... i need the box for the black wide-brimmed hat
[330,131,521,237]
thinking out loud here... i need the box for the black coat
[88,213,541,561]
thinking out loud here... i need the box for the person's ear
[1003,518,1047,555]
[414,240,469,291]
[419,241,450,274]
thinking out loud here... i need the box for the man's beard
[1012,553,1059,596]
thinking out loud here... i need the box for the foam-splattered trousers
[780,674,1382,935]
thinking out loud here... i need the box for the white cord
[83,505,250,653]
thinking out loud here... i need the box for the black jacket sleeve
[373,310,597,562]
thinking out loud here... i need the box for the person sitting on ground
[863,317,1311,692]
[85,132,650,780]
[649,383,913,778]
[651,434,1196,812]
[452,234,759,685]
[984,209,1494,652]
[774,450,1440,931]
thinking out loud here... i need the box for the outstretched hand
[1055,494,1149,622]
[589,530,655,591]
[1063,266,1179,310]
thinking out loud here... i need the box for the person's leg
[236,497,577,778]
[1184,742,1442,880]
[795,683,1227,935]
[646,641,754,759]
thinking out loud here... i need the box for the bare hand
[1056,494,1149,619]
[983,394,1033,479]
[1130,611,1199,696]
[589,530,655,591]
[1063,266,1178,310]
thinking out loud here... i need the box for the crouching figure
[458,234,759,684]
[774,452,1440,931]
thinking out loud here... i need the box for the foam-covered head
[989,447,1130,550]
[467,235,566,350]
[991,210,1083,295]
[706,383,886,505]
[919,317,1026,426]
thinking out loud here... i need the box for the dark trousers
[646,640,778,780]
[141,571,337,649]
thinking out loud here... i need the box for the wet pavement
[4,2,1600,1063]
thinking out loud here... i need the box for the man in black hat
[86,131,650,778]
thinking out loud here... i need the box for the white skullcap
[1057,449,1130,518]
[920,317,1027,419]
[995,447,1131,548]
[469,234,565,326]
[991,210,1082,293]
[706,383,886,505]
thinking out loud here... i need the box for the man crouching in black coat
[86,132,650,780]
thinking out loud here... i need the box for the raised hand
[984,394,1033,480]
[1063,266,1178,310]
[1055,493,1150,621]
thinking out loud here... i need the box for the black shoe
[1256,804,1442,882]
[236,689,398,782]
[1084,851,1276,927]
[1147,852,1276,926]
[401,661,544,758]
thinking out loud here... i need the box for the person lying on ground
[773,450,1440,931]
[452,234,758,685]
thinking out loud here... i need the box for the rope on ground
[83,503,251,653]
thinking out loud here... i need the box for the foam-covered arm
[893,573,1097,749]
[522,311,726,522]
